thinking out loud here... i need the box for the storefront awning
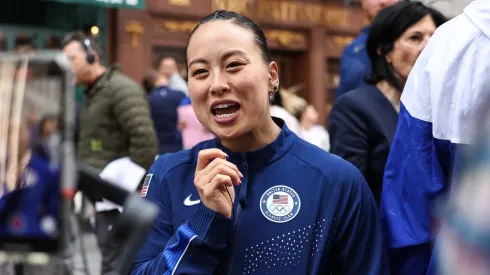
[48,0,144,10]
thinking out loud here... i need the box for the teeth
[214,103,235,109]
[216,112,236,119]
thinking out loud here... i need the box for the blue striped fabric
[163,223,197,274]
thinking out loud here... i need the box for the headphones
[83,38,96,64]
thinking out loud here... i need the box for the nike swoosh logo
[184,194,200,206]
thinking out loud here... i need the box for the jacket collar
[85,64,121,97]
[213,117,296,168]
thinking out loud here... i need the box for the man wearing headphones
[62,31,158,275]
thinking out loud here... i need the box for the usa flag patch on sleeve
[140,174,153,197]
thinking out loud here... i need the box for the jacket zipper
[224,153,248,275]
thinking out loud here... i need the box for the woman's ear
[385,52,393,64]
[268,61,279,89]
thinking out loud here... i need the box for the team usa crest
[260,185,300,223]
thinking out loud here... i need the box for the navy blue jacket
[131,118,389,274]
[329,84,399,204]
[336,26,372,98]
[148,85,186,154]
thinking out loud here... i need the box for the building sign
[209,0,350,28]
[168,0,191,6]
[257,0,348,27]
[48,0,145,9]
[212,0,255,16]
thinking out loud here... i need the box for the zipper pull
[241,153,248,168]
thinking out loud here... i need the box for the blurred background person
[63,31,157,275]
[0,32,7,52]
[436,112,490,275]
[437,138,490,275]
[297,105,330,152]
[45,35,62,50]
[14,34,35,53]
[143,70,186,155]
[329,1,446,204]
[380,0,490,274]
[33,114,61,167]
[269,86,302,134]
[157,56,189,96]
[177,96,215,150]
[336,0,400,98]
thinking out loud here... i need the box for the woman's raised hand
[194,149,243,218]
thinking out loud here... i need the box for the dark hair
[39,114,59,137]
[142,70,160,95]
[366,1,447,91]
[271,87,283,107]
[62,31,103,61]
[186,10,272,70]
[15,34,33,48]
[45,35,62,49]
[0,36,7,52]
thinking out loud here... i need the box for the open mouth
[211,103,241,119]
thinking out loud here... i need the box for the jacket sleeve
[336,53,367,98]
[112,85,158,170]
[131,158,233,275]
[328,96,369,177]
[380,103,454,275]
[333,166,390,275]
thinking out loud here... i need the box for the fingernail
[238,171,244,177]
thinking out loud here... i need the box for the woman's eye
[226,62,243,68]
[192,69,207,77]
[409,35,421,42]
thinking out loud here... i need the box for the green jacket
[77,65,157,171]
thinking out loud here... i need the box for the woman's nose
[209,72,230,96]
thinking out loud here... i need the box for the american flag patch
[140,174,153,197]
[272,194,289,204]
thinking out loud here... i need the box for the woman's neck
[376,80,401,113]
[221,116,281,153]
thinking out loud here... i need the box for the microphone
[61,162,159,275]
[76,162,130,205]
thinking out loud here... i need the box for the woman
[131,10,388,275]
[328,2,446,204]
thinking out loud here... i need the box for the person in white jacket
[380,0,490,274]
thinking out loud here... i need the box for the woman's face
[186,21,278,140]
[386,15,436,82]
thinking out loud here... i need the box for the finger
[203,164,241,185]
[196,149,228,172]
[200,174,232,200]
[202,158,243,178]
[206,174,234,207]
